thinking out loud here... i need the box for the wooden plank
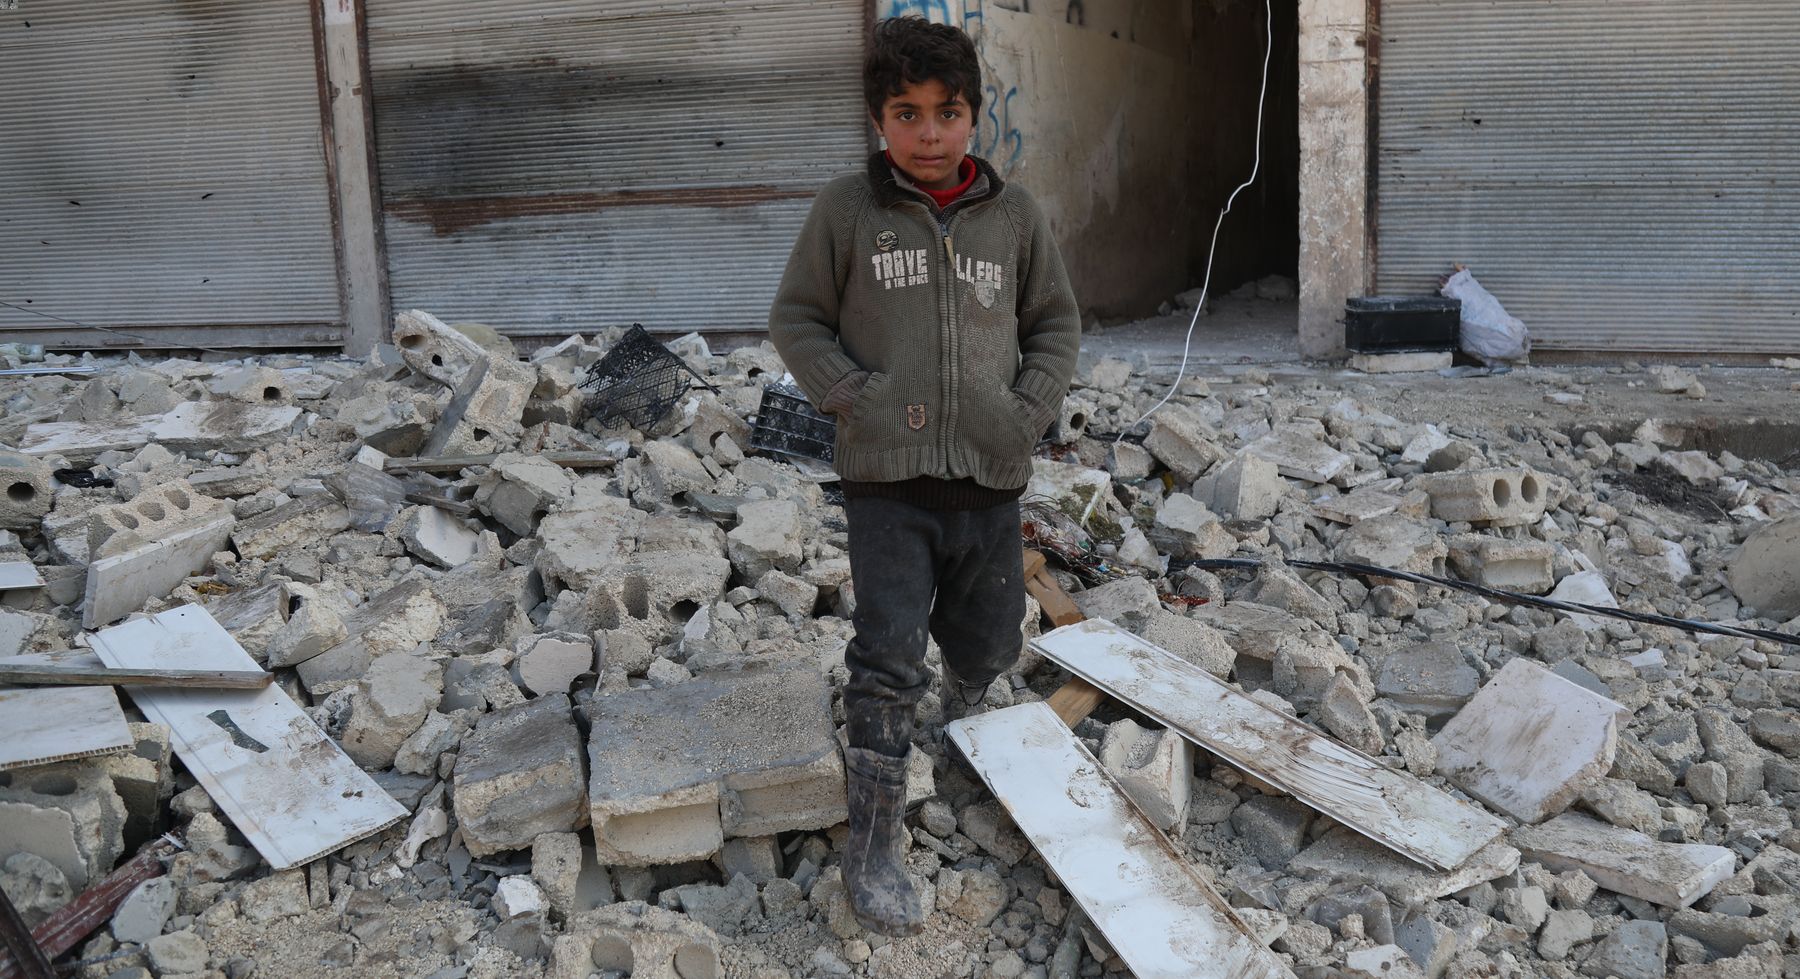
[1024,566,1085,628]
[1045,677,1106,728]
[1022,548,1046,579]
[318,0,389,355]
[0,687,132,771]
[1033,619,1508,872]
[0,889,53,979]
[0,662,271,689]
[89,605,407,870]
[383,450,622,474]
[0,839,177,979]
[947,703,1294,979]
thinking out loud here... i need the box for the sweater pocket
[959,386,1037,461]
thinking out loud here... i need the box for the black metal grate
[578,325,707,430]
[748,382,835,465]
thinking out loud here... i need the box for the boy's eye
[897,111,915,122]
[941,110,960,120]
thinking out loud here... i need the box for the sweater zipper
[936,213,959,476]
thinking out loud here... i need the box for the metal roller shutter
[1374,0,1800,353]
[365,0,869,338]
[0,1,344,350]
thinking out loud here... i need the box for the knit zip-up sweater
[768,153,1081,493]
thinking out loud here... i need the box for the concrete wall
[1295,0,1369,358]
[880,0,1198,320]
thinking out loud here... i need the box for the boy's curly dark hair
[863,17,983,120]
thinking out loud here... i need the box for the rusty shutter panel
[0,1,344,350]
[365,0,869,339]
[1374,0,1800,354]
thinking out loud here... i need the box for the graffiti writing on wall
[876,0,1027,176]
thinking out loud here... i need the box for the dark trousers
[842,496,1026,757]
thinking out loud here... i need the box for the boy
[767,16,1080,937]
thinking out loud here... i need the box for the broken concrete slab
[340,652,444,770]
[1148,493,1236,560]
[1433,658,1625,824]
[1726,516,1800,620]
[587,664,845,866]
[724,499,804,581]
[1336,514,1449,578]
[1244,429,1353,484]
[420,355,536,458]
[1512,812,1734,909]
[1374,641,1481,722]
[1192,452,1284,521]
[392,309,490,388]
[515,632,595,697]
[453,693,589,858]
[1098,718,1193,832]
[20,400,304,465]
[1142,403,1226,483]
[1287,827,1521,907]
[87,479,231,561]
[396,505,482,569]
[208,365,292,405]
[472,453,574,537]
[1071,575,1162,633]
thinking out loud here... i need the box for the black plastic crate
[749,383,835,465]
[1345,296,1461,352]
[578,324,709,430]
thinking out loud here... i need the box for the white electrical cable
[1081,0,1274,528]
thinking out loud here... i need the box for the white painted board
[89,604,406,868]
[0,685,132,771]
[0,561,44,591]
[1034,619,1507,871]
[948,702,1294,979]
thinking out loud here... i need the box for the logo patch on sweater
[906,404,927,430]
[869,249,930,291]
[875,229,898,252]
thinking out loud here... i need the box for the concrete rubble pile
[0,328,1796,979]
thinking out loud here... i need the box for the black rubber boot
[842,747,924,937]
[938,663,993,729]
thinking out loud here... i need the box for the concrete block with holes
[1418,468,1548,527]
[0,452,55,530]
[0,759,128,891]
[83,480,236,628]
[207,365,293,405]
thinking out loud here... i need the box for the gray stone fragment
[1696,708,1765,803]
[1070,575,1161,633]
[1374,641,1479,721]
[147,929,209,976]
[1579,920,1666,979]
[112,876,177,943]
[340,652,443,770]
[452,693,588,857]
[1230,795,1314,870]
[0,852,70,928]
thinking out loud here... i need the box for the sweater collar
[867,151,1004,214]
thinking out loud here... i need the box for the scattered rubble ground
[2,318,1800,979]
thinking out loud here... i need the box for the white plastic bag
[1440,268,1529,364]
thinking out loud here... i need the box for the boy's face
[872,79,974,192]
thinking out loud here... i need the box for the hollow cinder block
[1419,468,1547,527]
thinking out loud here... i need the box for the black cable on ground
[1172,556,1800,649]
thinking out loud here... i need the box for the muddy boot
[842,747,923,937]
[938,664,993,729]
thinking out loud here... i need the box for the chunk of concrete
[1192,452,1283,521]
[1345,944,1426,979]
[1288,827,1521,907]
[1579,920,1666,979]
[1512,812,1735,909]
[231,495,350,559]
[1244,429,1353,484]
[111,876,176,943]
[1142,403,1224,483]
[0,760,127,890]
[82,510,235,628]
[421,355,536,457]
[1230,795,1315,870]
[396,505,482,569]
[237,869,309,923]
[1336,514,1448,579]
[473,453,575,536]
[754,569,819,619]
[0,452,55,530]
[1071,575,1161,633]
[516,632,596,697]
[725,499,804,580]
[638,439,716,502]
[494,875,544,920]
[1097,719,1192,831]
[392,309,490,388]
[1318,671,1384,755]
[453,693,589,857]
[1418,468,1548,527]
[263,588,348,669]
[208,365,292,405]
[587,665,845,865]
[1446,536,1555,594]
[1726,516,1800,619]
[567,901,722,979]
[1433,658,1624,823]
[0,852,69,929]
[1148,493,1236,560]
[1138,610,1235,678]
[21,401,303,465]
[1696,708,1765,804]
[340,652,443,770]
[1374,641,1480,721]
